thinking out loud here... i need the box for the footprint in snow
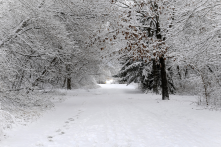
[56,129,61,132]
[68,118,74,121]
[59,132,65,135]
[47,136,54,142]
[65,121,69,123]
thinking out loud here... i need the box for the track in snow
[1,84,221,147]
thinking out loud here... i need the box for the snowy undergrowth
[0,83,100,139]
[197,86,221,110]
[0,89,68,139]
[0,110,15,139]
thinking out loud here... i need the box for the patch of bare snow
[0,84,221,147]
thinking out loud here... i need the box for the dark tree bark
[67,77,71,90]
[160,56,169,100]
[155,13,169,100]
[177,66,182,80]
[66,64,72,90]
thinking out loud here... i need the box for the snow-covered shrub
[196,67,221,107]
[0,109,14,137]
[0,89,55,126]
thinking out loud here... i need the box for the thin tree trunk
[201,75,209,106]
[62,78,66,88]
[67,77,71,90]
[160,56,169,100]
[66,64,72,90]
[152,59,159,94]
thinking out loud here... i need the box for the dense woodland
[0,0,221,135]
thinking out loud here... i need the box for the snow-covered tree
[95,0,178,100]
[168,0,221,106]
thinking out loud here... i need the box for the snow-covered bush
[0,90,54,122]
[0,109,14,137]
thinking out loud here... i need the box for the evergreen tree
[114,56,176,94]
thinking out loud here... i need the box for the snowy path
[1,84,221,147]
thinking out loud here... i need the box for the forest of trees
[0,0,220,135]
[107,0,221,104]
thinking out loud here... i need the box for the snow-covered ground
[0,84,221,147]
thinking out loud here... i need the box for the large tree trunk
[67,77,71,90]
[155,13,169,100]
[160,56,169,100]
